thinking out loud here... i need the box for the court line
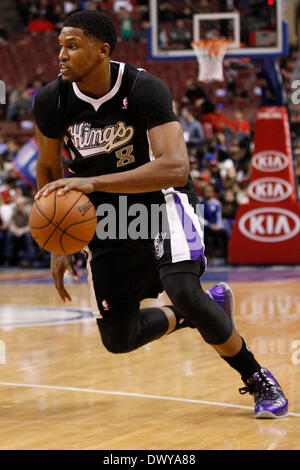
[0,381,299,417]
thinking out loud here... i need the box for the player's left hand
[35,177,95,199]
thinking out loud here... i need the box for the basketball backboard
[149,0,289,60]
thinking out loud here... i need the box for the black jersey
[34,61,205,267]
[33,61,194,208]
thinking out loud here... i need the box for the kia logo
[239,207,300,243]
[252,151,289,172]
[248,178,293,202]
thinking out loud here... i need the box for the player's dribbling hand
[35,177,95,199]
[50,253,79,302]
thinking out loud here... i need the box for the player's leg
[86,241,183,353]
[157,189,287,418]
[161,266,288,419]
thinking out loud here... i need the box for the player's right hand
[50,253,79,302]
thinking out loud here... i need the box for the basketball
[29,190,97,255]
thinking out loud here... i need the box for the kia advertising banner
[228,107,300,264]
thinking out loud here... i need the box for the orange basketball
[29,189,97,255]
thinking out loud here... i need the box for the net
[192,40,232,82]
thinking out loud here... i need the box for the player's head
[63,11,117,55]
[58,11,117,82]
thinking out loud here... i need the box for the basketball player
[33,11,287,418]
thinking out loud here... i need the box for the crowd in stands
[174,78,253,261]
[15,0,150,40]
[0,1,299,267]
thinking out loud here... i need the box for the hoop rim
[192,39,233,48]
[191,39,233,58]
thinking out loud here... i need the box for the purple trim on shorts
[173,193,206,266]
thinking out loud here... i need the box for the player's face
[58,27,108,82]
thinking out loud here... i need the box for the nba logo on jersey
[122,97,128,110]
[154,232,167,259]
[102,299,110,311]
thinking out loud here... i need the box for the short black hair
[63,11,117,55]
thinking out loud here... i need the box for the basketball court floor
[0,265,299,450]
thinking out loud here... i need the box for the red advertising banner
[228,106,300,264]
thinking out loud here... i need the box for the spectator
[235,180,250,205]
[0,195,7,264]
[169,19,191,49]
[28,14,55,33]
[0,187,15,250]
[214,103,230,133]
[220,189,238,237]
[0,135,8,156]
[182,79,209,109]
[202,103,230,134]
[86,1,99,11]
[4,196,36,267]
[133,20,149,43]
[48,3,66,30]
[114,0,133,14]
[158,27,168,49]
[158,2,178,22]
[17,0,32,27]
[228,110,251,142]
[5,81,27,121]
[3,140,20,162]
[119,10,134,41]
[190,169,210,197]
[63,1,78,15]
[189,156,199,172]
[197,0,214,13]
[199,183,228,260]
[27,79,44,100]
[180,107,206,154]
[0,22,8,44]
[207,160,223,194]
[222,168,241,197]
[98,1,114,13]
[217,149,235,180]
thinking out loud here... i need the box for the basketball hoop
[192,40,232,82]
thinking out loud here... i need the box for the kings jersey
[35,62,198,223]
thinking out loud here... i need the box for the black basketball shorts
[85,188,206,318]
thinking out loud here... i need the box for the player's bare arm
[35,126,79,301]
[35,121,189,198]
[35,126,65,189]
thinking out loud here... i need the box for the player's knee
[161,273,233,345]
[96,318,136,354]
[162,274,209,319]
[102,338,133,354]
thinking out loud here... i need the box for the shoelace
[239,373,280,400]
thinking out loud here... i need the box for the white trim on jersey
[84,247,102,318]
[146,131,155,162]
[72,62,125,112]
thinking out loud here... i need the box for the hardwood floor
[0,268,299,450]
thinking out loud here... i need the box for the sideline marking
[0,381,299,417]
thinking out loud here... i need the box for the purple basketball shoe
[206,282,236,326]
[239,368,288,418]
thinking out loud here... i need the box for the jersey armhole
[128,68,144,111]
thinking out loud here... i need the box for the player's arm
[94,73,191,192]
[35,121,189,197]
[92,119,189,192]
[35,126,79,302]
[35,125,64,189]
[35,74,190,198]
